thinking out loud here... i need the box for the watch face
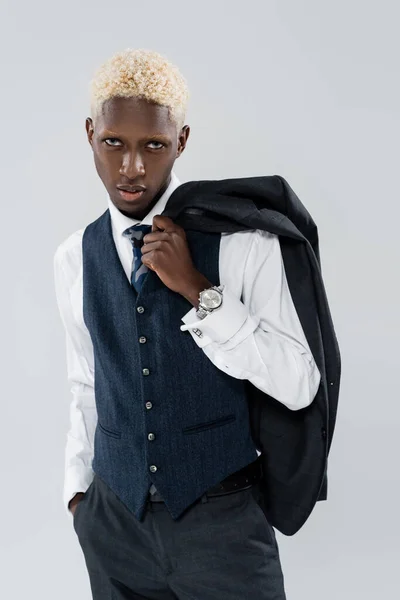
[200,288,222,309]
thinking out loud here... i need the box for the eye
[104,138,122,147]
[147,141,165,149]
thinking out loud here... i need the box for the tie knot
[123,224,151,245]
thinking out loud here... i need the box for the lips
[117,185,147,193]
[117,188,146,201]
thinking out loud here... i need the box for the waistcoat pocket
[182,414,236,434]
[98,421,121,439]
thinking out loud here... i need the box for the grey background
[1,0,398,598]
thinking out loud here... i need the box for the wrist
[180,272,213,309]
[68,492,84,510]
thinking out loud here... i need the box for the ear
[176,125,190,157]
[86,118,94,147]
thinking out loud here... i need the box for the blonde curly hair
[89,48,189,132]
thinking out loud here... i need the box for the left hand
[141,215,211,300]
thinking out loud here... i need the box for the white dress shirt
[54,171,321,517]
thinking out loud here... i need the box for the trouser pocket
[73,475,96,532]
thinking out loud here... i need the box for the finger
[152,214,178,232]
[141,251,156,270]
[143,231,169,244]
[141,241,163,254]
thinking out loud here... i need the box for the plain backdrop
[0,1,398,598]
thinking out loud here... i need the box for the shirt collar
[107,171,182,237]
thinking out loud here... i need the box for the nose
[119,152,145,179]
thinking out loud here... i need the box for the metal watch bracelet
[195,285,224,320]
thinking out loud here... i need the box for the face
[86,96,190,220]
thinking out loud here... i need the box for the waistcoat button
[148,433,155,441]
[139,336,147,344]
[149,465,157,473]
[142,368,150,376]
[145,401,153,409]
[137,306,145,314]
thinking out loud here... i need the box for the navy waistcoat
[82,209,258,521]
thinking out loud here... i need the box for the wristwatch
[196,285,224,320]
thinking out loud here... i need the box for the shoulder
[222,228,278,242]
[53,228,85,277]
[222,228,279,258]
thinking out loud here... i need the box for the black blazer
[162,175,341,536]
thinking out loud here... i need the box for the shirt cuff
[63,465,94,518]
[180,285,252,347]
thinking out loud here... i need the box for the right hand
[68,492,85,516]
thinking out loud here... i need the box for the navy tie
[122,224,152,293]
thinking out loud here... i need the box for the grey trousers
[73,473,287,599]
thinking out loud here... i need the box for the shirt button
[139,336,147,344]
[148,433,155,441]
[149,465,157,473]
[142,368,150,376]
[137,306,145,314]
[145,402,153,410]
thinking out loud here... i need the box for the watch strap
[196,285,224,320]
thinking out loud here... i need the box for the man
[54,48,321,599]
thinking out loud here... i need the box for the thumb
[152,214,163,232]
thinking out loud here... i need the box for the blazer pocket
[183,414,236,434]
[98,421,121,439]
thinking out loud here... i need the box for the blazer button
[148,433,155,441]
[142,368,150,376]
[137,306,145,314]
[149,465,157,473]
[145,401,153,409]
[139,336,147,344]
[321,428,327,439]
